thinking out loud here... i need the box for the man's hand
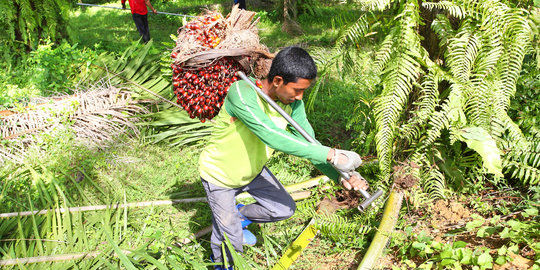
[152,8,157,14]
[340,171,368,191]
[327,149,362,172]
[122,3,126,9]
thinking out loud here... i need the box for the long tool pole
[76,3,197,18]
[237,71,383,210]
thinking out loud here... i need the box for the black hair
[267,46,317,84]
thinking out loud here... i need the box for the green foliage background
[0,0,538,269]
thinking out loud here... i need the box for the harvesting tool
[76,3,197,17]
[237,71,383,211]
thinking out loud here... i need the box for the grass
[1,128,354,267]
[7,1,540,269]
[0,1,378,268]
[69,0,365,53]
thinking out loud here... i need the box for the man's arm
[226,81,366,189]
[145,0,157,14]
[121,0,126,9]
[289,98,368,191]
[289,100,340,181]
[225,81,331,165]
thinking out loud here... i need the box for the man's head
[265,46,317,104]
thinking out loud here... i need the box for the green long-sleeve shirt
[198,79,339,188]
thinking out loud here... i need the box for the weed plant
[0,41,98,108]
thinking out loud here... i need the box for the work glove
[340,171,369,191]
[122,3,126,9]
[331,149,362,172]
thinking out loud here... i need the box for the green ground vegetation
[0,0,538,269]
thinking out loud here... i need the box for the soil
[374,193,539,270]
[290,187,536,270]
[493,252,535,269]
[430,199,471,228]
[335,189,362,209]
[393,163,420,191]
[316,189,362,215]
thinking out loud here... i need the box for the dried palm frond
[0,81,151,164]
[172,5,272,76]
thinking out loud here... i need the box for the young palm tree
[0,0,71,50]
[317,0,538,194]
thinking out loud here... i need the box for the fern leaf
[374,31,396,73]
[336,15,369,49]
[314,213,372,242]
[357,0,393,11]
[446,24,481,82]
[399,72,440,142]
[422,168,447,199]
[431,14,455,52]
[422,1,466,19]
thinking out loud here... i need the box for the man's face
[273,77,313,105]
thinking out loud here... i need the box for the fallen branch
[0,198,207,218]
[0,250,131,266]
[1,176,330,218]
[0,191,316,266]
[358,190,403,270]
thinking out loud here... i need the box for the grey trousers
[201,166,296,264]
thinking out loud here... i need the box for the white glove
[331,149,362,172]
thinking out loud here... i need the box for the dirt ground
[376,194,535,270]
[299,188,535,270]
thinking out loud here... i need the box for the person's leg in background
[132,13,150,43]
[140,13,150,43]
[234,0,246,9]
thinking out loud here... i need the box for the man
[198,46,368,269]
[121,0,157,43]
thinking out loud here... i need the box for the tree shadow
[69,0,233,53]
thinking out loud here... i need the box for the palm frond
[373,2,424,180]
[143,108,212,146]
[312,211,372,244]
[356,0,393,11]
[0,82,149,164]
[422,1,466,19]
